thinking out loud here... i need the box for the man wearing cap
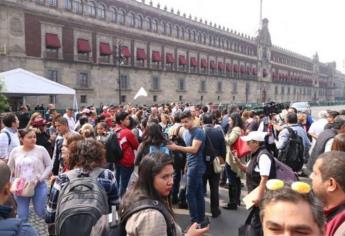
[233,131,276,234]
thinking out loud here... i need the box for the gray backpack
[55,168,109,236]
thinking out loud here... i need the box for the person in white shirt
[308,111,328,140]
[0,113,20,163]
[63,108,76,131]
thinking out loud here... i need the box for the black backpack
[90,199,176,236]
[55,168,109,236]
[278,127,304,172]
[203,127,217,163]
[105,131,123,163]
[170,126,186,170]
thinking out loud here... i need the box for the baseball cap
[241,131,268,142]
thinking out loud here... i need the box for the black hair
[202,113,213,125]
[173,112,181,123]
[286,112,298,124]
[120,152,174,217]
[180,110,192,120]
[229,112,244,129]
[116,111,129,124]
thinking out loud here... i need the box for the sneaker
[222,203,237,210]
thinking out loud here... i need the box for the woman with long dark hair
[135,122,169,166]
[121,152,208,236]
[223,112,244,210]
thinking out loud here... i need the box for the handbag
[213,156,225,174]
[238,207,263,236]
[232,131,251,158]
[10,178,37,197]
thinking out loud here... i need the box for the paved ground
[28,104,345,235]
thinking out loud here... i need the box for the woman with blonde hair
[26,112,43,129]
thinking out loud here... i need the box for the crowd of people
[0,102,344,236]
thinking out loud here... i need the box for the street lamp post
[116,41,124,105]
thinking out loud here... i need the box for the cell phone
[197,217,210,229]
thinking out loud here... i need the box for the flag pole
[260,0,263,27]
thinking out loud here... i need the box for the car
[290,102,311,114]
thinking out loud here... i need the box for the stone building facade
[0,0,343,109]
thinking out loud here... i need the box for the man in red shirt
[311,151,345,236]
[114,111,139,196]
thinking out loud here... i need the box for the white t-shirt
[308,118,328,138]
[253,154,272,176]
[63,114,76,131]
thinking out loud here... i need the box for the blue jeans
[116,165,134,197]
[15,181,47,222]
[172,168,183,202]
[186,173,205,223]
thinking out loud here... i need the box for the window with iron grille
[120,75,129,90]
[152,76,160,90]
[217,81,222,92]
[47,70,58,82]
[200,80,206,92]
[232,81,237,94]
[79,72,89,88]
[80,95,87,103]
[178,78,185,91]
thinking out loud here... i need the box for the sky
[153,0,345,72]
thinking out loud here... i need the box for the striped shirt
[45,168,119,223]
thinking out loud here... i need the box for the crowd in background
[0,101,345,236]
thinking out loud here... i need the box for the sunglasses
[266,179,311,194]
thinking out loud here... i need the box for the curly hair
[67,139,106,171]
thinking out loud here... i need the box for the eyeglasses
[266,179,311,194]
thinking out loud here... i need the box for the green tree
[0,78,9,113]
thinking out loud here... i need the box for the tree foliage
[0,78,9,113]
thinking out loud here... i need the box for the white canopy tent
[0,68,78,109]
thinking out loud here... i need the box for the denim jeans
[172,167,183,202]
[15,181,47,222]
[116,165,134,197]
[186,173,205,223]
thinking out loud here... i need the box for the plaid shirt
[46,168,119,223]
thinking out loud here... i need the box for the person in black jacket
[201,113,226,218]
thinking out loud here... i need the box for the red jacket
[114,125,139,168]
[325,203,345,236]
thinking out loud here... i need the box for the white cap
[241,131,268,142]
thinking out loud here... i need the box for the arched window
[181,28,185,39]
[203,34,207,44]
[98,4,105,19]
[226,40,229,49]
[197,32,202,43]
[152,19,158,32]
[128,13,135,27]
[73,0,82,14]
[168,23,172,36]
[118,9,125,25]
[188,29,192,41]
[176,26,180,38]
[87,1,96,16]
[110,8,117,22]
[145,17,152,31]
[192,31,196,41]
[136,15,143,29]
[209,35,212,45]
[64,0,72,10]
